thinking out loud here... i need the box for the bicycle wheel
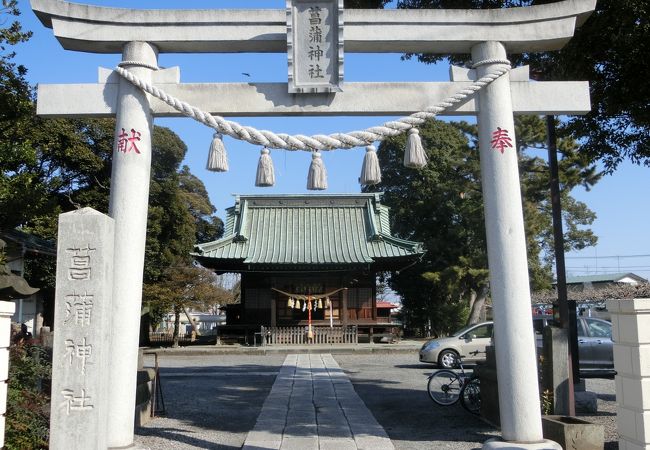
[460,378,481,415]
[427,370,461,405]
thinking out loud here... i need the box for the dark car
[533,315,614,374]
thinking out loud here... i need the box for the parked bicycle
[427,351,481,415]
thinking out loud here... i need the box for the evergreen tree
[0,3,228,345]
[364,117,598,335]
[396,0,650,171]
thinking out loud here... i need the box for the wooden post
[372,284,377,321]
[342,290,348,328]
[271,295,277,327]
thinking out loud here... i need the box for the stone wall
[607,298,650,450]
[0,301,15,447]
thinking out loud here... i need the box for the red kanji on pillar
[117,128,142,154]
[490,127,513,154]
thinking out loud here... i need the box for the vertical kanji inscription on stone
[287,0,344,93]
[64,291,94,326]
[50,208,114,450]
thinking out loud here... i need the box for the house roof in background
[565,272,648,284]
[195,194,424,269]
[1,229,56,257]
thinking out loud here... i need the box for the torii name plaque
[287,0,344,94]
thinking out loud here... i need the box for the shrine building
[194,193,424,343]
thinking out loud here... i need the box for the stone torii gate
[31,0,595,448]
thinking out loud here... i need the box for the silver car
[419,322,494,369]
[419,317,614,373]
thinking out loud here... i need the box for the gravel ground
[135,354,286,449]
[580,378,618,450]
[335,354,498,450]
[336,355,618,450]
[134,353,618,450]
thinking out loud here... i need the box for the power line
[567,266,650,270]
[566,266,650,273]
[565,254,650,259]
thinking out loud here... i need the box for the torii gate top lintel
[31,0,595,55]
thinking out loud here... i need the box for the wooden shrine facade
[194,193,423,342]
[233,273,377,327]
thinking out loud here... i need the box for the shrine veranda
[30,0,596,449]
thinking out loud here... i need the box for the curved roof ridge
[195,193,423,268]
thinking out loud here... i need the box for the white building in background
[564,272,648,291]
[159,311,226,336]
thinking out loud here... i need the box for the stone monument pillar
[472,41,559,450]
[107,41,158,449]
[50,208,114,450]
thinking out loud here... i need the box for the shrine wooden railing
[260,326,358,345]
[148,331,192,345]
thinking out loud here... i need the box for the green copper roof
[195,194,424,268]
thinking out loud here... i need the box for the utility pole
[547,115,578,415]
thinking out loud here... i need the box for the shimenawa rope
[115,59,511,152]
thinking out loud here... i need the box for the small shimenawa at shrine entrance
[30,0,596,448]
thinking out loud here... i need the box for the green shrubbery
[5,343,51,450]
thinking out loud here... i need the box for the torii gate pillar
[107,42,157,449]
[473,41,558,449]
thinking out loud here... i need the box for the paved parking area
[134,353,618,450]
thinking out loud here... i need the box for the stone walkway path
[242,354,394,450]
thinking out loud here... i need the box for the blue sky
[12,0,650,279]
